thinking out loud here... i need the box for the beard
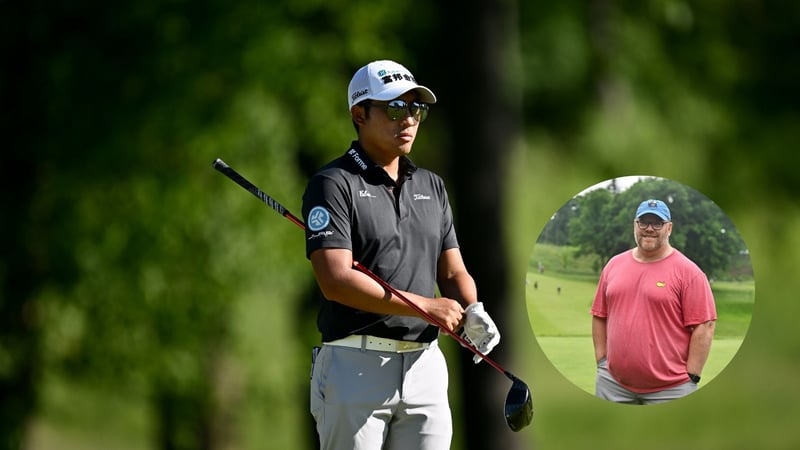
[636,234,664,252]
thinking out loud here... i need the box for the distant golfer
[591,199,717,404]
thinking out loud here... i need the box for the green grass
[525,264,754,396]
[709,280,755,337]
[529,243,601,276]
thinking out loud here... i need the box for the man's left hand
[461,302,501,364]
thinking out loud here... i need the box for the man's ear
[351,106,366,124]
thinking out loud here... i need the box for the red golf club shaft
[276,202,507,376]
[212,158,511,378]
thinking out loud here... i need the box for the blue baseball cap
[635,199,671,221]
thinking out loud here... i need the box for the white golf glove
[461,302,501,364]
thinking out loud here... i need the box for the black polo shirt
[302,141,460,343]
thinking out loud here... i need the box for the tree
[537,198,580,246]
[564,178,748,278]
[3,0,794,448]
[568,188,619,270]
[421,1,528,448]
[3,1,312,448]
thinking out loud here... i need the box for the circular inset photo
[526,176,754,405]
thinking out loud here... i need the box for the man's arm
[436,248,478,307]
[437,247,501,362]
[687,320,715,377]
[310,247,465,332]
[592,315,608,363]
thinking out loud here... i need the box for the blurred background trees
[2,0,799,449]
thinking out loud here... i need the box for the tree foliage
[540,178,748,279]
[1,0,797,449]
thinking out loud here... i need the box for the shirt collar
[346,141,418,181]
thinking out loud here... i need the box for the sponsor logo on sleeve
[308,206,331,231]
[308,230,334,240]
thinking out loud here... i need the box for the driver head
[504,376,534,432]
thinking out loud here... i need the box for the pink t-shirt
[591,249,717,393]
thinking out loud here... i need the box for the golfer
[591,199,717,404]
[302,60,500,449]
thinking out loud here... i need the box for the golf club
[212,157,533,431]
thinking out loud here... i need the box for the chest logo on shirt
[656,281,666,288]
[308,206,331,231]
[359,190,376,198]
[413,194,431,200]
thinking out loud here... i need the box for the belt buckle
[396,341,422,352]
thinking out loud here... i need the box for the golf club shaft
[212,158,512,379]
[212,159,306,229]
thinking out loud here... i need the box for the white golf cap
[347,60,437,110]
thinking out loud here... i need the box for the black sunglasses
[367,99,429,123]
[635,220,668,230]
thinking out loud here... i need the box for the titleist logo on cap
[351,89,369,103]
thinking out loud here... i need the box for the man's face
[634,213,672,253]
[354,91,424,162]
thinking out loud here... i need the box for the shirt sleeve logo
[308,206,331,231]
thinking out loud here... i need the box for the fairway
[526,270,753,396]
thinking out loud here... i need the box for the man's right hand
[420,297,464,332]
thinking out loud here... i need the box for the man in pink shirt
[591,199,717,404]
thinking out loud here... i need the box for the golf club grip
[212,159,305,229]
[212,158,508,377]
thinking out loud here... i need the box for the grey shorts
[310,340,452,450]
[595,357,698,405]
